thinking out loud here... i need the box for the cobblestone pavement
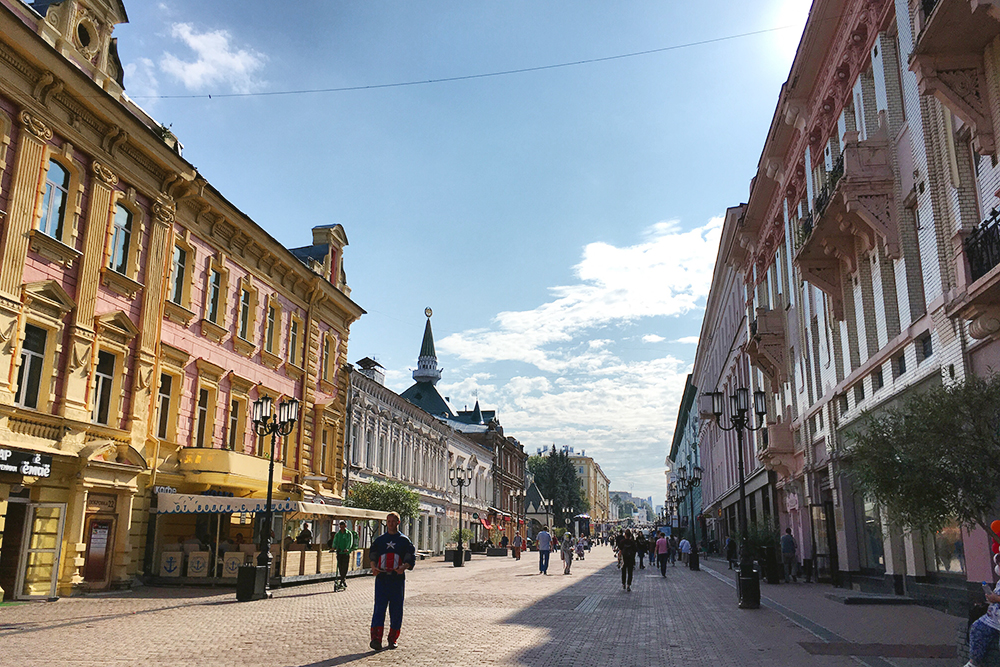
[0,546,964,666]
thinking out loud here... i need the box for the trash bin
[760,545,781,584]
[802,558,813,583]
[236,564,268,601]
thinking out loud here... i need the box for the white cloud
[123,57,160,100]
[674,336,699,344]
[438,217,721,372]
[642,334,665,343]
[159,23,266,93]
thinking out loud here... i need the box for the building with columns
[0,0,363,599]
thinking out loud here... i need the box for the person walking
[331,520,358,589]
[561,532,575,574]
[618,530,637,591]
[368,512,415,652]
[512,533,522,560]
[781,528,798,582]
[726,535,738,570]
[637,532,647,570]
[536,526,552,575]
[679,536,691,564]
[655,531,670,577]
[669,534,678,566]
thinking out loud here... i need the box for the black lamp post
[510,489,526,540]
[449,465,473,567]
[678,465,702,571]
[541,498,553,529]
[250,395,299,579]
[563,506,574,535]
[708,387,767,609]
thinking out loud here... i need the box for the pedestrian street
[0,545,963,667]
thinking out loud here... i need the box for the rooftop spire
[412,307,442,385]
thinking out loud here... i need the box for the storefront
[149,492,386,586]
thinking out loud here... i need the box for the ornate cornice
[18,109,52,140]
[91,160,118,186]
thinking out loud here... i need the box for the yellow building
[568,453,609,523]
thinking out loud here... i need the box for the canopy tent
[154,493,389,521]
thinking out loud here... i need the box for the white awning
[290,502,389,521]
[154,493,297,515]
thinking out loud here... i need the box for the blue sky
[115,1,811,503]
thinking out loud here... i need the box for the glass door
[16,503,66,599]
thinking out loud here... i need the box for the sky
[114,0,812,504]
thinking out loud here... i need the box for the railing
[795,214,814,249]
[813,154,845,218]
[921,0,938,18]
[967,209,1000,282]
[749,319,758,338]
[7,414,63,441]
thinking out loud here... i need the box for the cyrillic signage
[0,448,52,477]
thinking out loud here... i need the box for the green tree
[528,447,589,526]
[847,373,1000,539]
[345,480,420,521]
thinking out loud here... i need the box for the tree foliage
[846,373,1000,538]
[345,480,420,521]
[528,447,589,526]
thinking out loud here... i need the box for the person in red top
[655,532,670,577]
[369,512,415,651]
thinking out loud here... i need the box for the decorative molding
[28,229,82,266]
[152,199,176,226]
[91,160,119,186]
[232,335,256,359]
[163,300,195,326]
[198,318,227,344]
[100,267,143,299]
[18,110,52,141]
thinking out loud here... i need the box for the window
[896,353,907,377]
[351,424,360,465]
[156,373,172,439]
[228,399,240,450]
[92,351,115,425]
[39,161,69,239]
[171,245,187,304]
[366,429,375,469]
[238,288,251,339]
[288,317,302,366]
[854,383,865,404]
[207,269,222,323]
[266,304,277,352]
[873,367,884,391]
[839,394,849,415]
[195,388,210,447]
[919,334,933,363]
[322,335,332,382]
[320,429,329,475]
[108,204,132,274]
[14,324,47,409]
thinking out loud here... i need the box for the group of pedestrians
[607,529,678,590]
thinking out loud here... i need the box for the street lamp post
[708,387,767,609]
[449,465,473,567]
[678,465,702,571]
[542,498,553,529]
[509,489,526,540]
[563,506,574,536]
[250,395,299,584]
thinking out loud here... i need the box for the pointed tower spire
[412,307,442,385]
[470,400,483,424]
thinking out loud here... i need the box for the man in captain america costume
[369,511,416,651]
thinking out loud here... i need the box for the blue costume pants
[539,549,550,573]
[371,574,405,637]
[969,618,999,664]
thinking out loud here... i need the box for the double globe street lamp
[250,395,299,588]
[677,464,702,571]
[449,465,473,567]
[707,387,767,609]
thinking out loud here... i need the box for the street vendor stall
[149,493,388,586]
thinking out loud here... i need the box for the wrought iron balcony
[967,209,1000,282]
[813,154,844,218]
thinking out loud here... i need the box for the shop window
[14,324,47,409]
[933,519,965,574]
[92,350,115,425]
[39,160,70,239]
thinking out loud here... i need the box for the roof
[453,400,497,426]
[419,318,436,358]
[400,381,455,419]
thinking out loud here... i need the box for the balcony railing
[967,209,1000,282]
[796,214,814,249]
[813,154,845,218]
[921,0,938,18]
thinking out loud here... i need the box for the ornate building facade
[0,0,362,599]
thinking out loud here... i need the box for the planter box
[444,549,472,562]
[486,548,508,557]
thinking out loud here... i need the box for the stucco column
[112,490,135,585]
[0,482,9,598]
[58,484,88,596]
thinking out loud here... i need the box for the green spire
[419,317,436,359]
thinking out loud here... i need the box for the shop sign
[153,486,177,495]
[87,494,117,513]
[472,512,479,520]
[0,448,52,477]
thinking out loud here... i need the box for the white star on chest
[386,541,396,550]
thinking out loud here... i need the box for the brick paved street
[0,546,965,666]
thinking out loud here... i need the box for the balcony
[745,307,788,384]
[909,0,1000,154]
[757,421,795,480]
[952,209,1000,338]
[178,447,271,493]
[794,128,900,319]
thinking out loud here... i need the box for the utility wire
[134,24,799,100]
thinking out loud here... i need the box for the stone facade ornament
[91,161,118,186]
[19,110,52,140]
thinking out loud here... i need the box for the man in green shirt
[331,520,358,588]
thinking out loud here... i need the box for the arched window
[39,161,70,239]
[108,203,133,273]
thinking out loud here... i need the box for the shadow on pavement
[295,651,372,666]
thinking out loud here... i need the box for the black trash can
[236,565,268,601]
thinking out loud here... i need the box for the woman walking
[561,532,576,574]
[618,530,637,592]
